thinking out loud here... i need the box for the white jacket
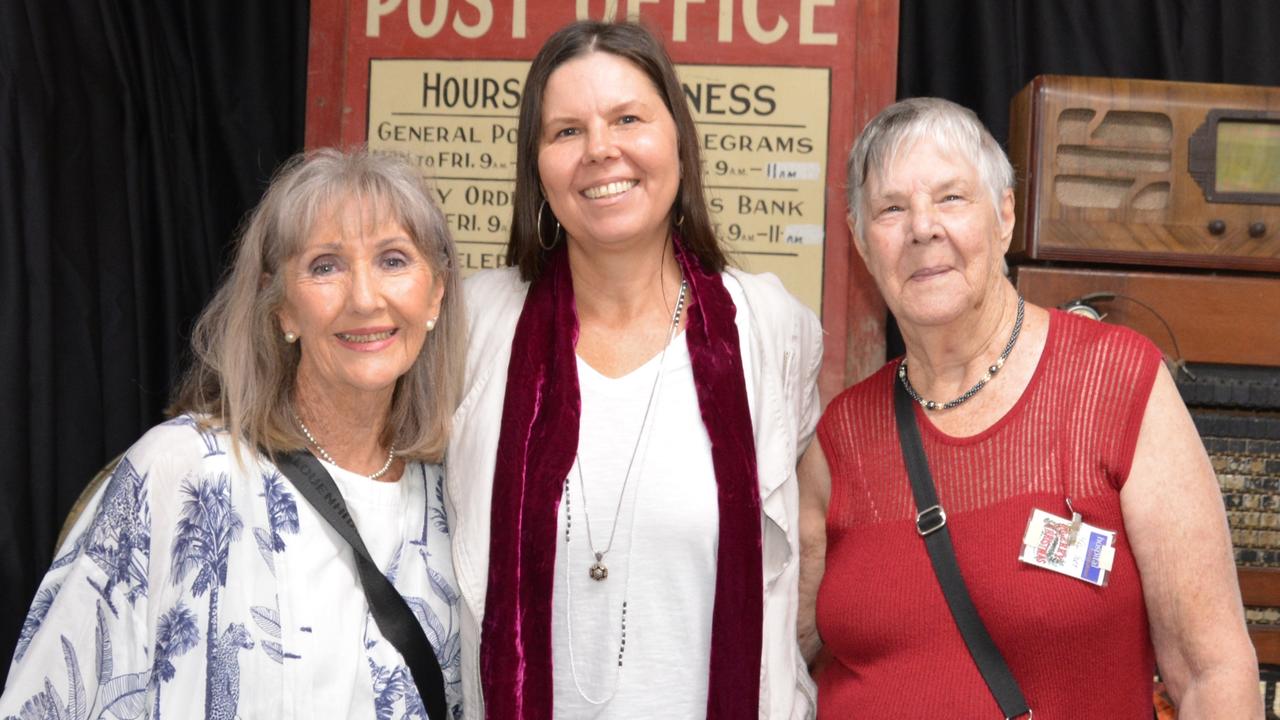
[446,266,822,719]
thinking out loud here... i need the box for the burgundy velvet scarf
[480,239,763,719]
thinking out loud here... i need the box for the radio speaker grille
[1053,109,1173,210]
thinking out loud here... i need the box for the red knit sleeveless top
[815,310,1164,719]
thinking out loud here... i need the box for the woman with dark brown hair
[447,20,822,720]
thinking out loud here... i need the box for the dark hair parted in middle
[507,20,726,282]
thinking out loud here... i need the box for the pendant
[588,552,609,581]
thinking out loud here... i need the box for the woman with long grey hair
[1,148,467,719]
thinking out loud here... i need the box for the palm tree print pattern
[170,473,245,719]
[150,601,199,719]
[0,418,463,718]
[253,470,299,576]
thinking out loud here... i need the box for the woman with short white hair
[798,97,1259,718]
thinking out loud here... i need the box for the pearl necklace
[898,295,1025,411]
[292,411,396,480]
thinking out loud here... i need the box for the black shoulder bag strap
[893,378,1032,720]
[274,450,448,720]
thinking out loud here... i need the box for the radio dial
[1208,220,1227,235]
[1248,222,1267,238]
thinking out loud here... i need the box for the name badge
[1018,508,1116,586]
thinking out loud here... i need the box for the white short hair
[845,97,1014,243]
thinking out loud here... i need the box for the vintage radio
[1009,75,1280,271]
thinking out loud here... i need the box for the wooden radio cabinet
[1009,75,1280,272]
[1008,75,1279,364]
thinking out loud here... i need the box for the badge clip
[1065,497,1082,547]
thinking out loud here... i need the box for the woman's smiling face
[856,136,1015,329]
[277,197,444,402]
[536,51,681,255]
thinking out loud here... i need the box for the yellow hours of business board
[367,58,829,316]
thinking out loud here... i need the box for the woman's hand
[1121,365,1262,719]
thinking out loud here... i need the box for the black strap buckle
[915,504,947,536]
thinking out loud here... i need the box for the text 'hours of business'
[367,59,829,313]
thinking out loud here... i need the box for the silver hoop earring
[284,331,298,344]
[537,200,560,251]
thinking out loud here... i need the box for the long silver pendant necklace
[898,295,1025,411]
[562,277,687,702]
[573,279,687,582]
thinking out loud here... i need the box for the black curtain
[885,0,1280,358]
[899,0,1280,147]
[0,1,307,666]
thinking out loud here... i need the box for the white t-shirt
[288,460,446,719]
[551,305,744,718]
[449,267,821,720]
[326,459,411,572]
